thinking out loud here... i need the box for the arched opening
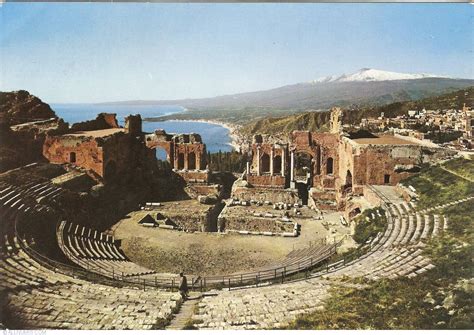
[188,152,196,170]
[273,155,282,174]
[177,153,185,170]
[344,170,353,194]
[155,147,168,161]
[326,157,334,175]
[261,153,270,173]
[69,152,76,163]
[295,152,313,179]
[105,160,117,180]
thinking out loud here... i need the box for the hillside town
[360,103,473,150]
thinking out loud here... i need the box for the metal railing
[18,219,339,291]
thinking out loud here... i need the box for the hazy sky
[0,4,472,103]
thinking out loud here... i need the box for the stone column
[184,147,188,170]
[256,147,261,176]
[196,152,201,170]
[290,150,295,181]
[281,149,286,177]
[270,147,274,176]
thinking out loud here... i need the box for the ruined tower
[125,114,142,136]
[329,107,343,134]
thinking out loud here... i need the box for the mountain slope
[240,86,474,136]
[105,69,474,112]
[313,68,443,83]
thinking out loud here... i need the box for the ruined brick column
[290,150,295,181]
[281,149,285,177]
[196,152,201,170]
[270,147,274,175]
[256,146,261,176]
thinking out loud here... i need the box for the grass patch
[401,158,474,209]
[443,157,474,180]
[285,169,473,329]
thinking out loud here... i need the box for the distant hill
[240,86,474,136]
[105,69,474,115]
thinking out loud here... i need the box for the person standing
[179,271,188,300]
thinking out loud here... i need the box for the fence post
[240,274,243,285]
[155,276,157,287]
[172,279,175,291]
[228,278,231,291]
[256,275,259,288]
[143,279,146,291]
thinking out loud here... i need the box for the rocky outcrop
[0,90,57,126]
[0,91,61,172]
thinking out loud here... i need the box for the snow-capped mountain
[313,68,445,83]
[111,68,472,110]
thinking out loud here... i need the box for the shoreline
[143,118,244,152]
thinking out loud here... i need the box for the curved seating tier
[322,186,447,280]
[192,186,455,329]
[57,221,156,278]
[0,167,462,330]
[0,180,181,329]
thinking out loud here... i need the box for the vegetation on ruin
[352,207,387,245]
[285,160,474,330]
[401,158,474,209]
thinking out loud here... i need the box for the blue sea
[51,104,233,159]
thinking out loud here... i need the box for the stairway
[166,293,202,330]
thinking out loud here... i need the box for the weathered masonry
[243,108,453,209]
[145,130,210,183]
[43,114,149,183]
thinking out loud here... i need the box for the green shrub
[352,207,387,244]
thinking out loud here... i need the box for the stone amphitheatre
[0,90,472,330]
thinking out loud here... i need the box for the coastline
[143,118,244,152]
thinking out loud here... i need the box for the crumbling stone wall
[43,113,162,184]
[145,130,207,172]
[70,113,119,132]
[218,213,294,234]
[337,136,448,195]
[43,135,105,178]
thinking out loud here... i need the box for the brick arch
[273,155,282,174]
[294,151,313,177]
[261,153,270,173]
